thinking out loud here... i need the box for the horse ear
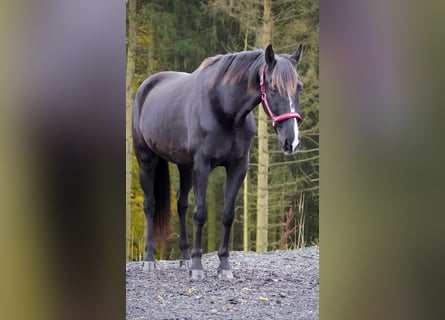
[265,44,275,66]
[291,44,303,65]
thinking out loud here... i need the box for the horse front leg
[177,165,192,269]
[190,160,210,280]
[218,158,249,279]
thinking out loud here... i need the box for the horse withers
[132,44,304,280]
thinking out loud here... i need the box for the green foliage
[128,0,319,260]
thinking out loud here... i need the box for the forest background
[126,0,319,261]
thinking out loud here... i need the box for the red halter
[260,65,302,128]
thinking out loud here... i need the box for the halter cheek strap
[260,65,302,128]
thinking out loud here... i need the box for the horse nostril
[284,139,291,152]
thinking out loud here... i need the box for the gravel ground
[126,246,319,320]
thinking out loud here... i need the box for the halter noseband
[260,65,302,128]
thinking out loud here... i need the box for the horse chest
[200,131,253,165]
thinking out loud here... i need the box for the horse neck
[216,86,260,126]
[216,69,262,125]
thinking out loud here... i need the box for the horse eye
[270,86,278,95]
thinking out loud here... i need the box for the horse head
[260,44,303,155]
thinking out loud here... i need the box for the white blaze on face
[289,98,300,151]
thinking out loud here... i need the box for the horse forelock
[272,57,298,99]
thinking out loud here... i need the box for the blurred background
[1,0,445,320]
[0,0,126,319]
[321,1,445,319]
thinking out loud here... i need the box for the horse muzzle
[280,136,300,155]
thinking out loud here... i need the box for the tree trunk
[243,29,250,252]
[126,0,137,261]
[256,0,272,252]
[255,109,269,252]
[243,171,249,251]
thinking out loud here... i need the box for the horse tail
[132,77,172,244]
[152,158,172,243]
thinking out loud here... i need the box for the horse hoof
[217,269,234,279]
[142,261,156,272]
[190,269,205,280]
[179,260,191,270]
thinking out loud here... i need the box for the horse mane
[198,54,224,70]
[200,50,262,93]
[198,50,298,97]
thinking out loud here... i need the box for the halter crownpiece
[260,65,302,128]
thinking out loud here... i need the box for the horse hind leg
[177,165,192,269]
[136,146,159,272]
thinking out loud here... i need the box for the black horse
[133,44,304,279]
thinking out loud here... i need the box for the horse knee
[222,208,235,227]
[177,199,189,215]
[222,215,234,228]
[193,206,207,227]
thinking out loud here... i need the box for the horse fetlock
[142,261,156,272]
[190,256,203,268]
[217,248,229,259]
[179,259,191,270]
[179,249,191,261]
[217,256,231,270]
